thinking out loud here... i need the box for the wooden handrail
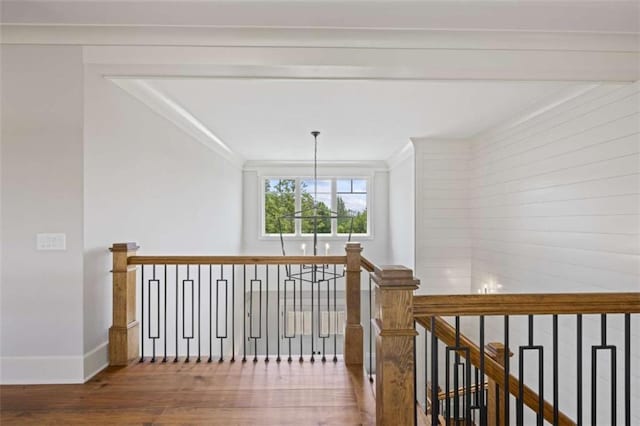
[415,316,575,426]
[360,256,375,272]
[128,255,347,265]
[436,382,488,401]
[414,292,640,316]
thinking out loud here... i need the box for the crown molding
[2,1,638,33]
[108,77,244,169]
[3,25,638,53]
[386,142,414,170]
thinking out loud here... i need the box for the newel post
[344,242,364,366]
[372,265,420,426]
[109,242,140,365]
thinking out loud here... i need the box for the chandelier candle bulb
[301,243,306,256]
[325,243,330,255]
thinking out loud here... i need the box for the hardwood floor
[0,358,376,425]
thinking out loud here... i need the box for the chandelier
[278,131,354,283]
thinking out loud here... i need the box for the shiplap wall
[413,138,472,296]
[469,82,640,423]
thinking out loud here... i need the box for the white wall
[83,65,243,377]
[1,45,85,383]
[413,138,472,296]
[469,82,640,423]
[241,166,390,264]
[388,149,415,268]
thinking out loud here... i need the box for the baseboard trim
[0,355,84,384]
[83,342,109,382]
[0,342,110,384]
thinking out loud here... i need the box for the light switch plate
[36,233,67,251]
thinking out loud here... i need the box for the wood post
[372,265,420,426]
[109,242,140,365]
[486,342,513,426]
[344,242,364,366]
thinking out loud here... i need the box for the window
[263,177,369,237]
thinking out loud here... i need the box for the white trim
[82,46,639,82]
[108,78,244,169]
[83,342,109,382]
[0,342,110,384]
[0,355,84,384]
[386,142,414,170]
[3,25,637,52]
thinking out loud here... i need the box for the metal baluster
[231,265,235,363]
[208,265,213,363]
[311,264,315,363]
[431,316,439,426]
[553,314,558,425]
[174,265,178,363]
[591,314,617,426]
[577,314,583,426]
[242,264,246,363]
[163,265,167,363]
[333,264,337,363]
[425,324,428,415]
[140,265,144,362]
[265,264,269,362]
[252,264,259,363]
[150,265,158,363]
[219,265,227,363]
[197,265,201,363]
[277,265,281,363]
[479,316,485,426]
[369,274,373,381]
[503,315,509,426]
[625,313,630,426]
[299,264,303,363]
[413,320,418,426]
[518,315,544,426]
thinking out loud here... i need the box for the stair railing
[367,261,640,426]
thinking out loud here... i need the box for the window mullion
[331,178,337,236]
[295,178,301,236]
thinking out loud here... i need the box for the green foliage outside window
[264,178,368,235]
[264,179,295,234]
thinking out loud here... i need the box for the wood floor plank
[0,359,374,425]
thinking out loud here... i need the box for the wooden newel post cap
[345,242,362,252]
[110,242,140,252]
[372,265,419,289]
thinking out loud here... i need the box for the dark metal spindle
[208,265,212,363]
[479,316,485,426]
[197,265,201,362]
[265,264,269,362]
[299,264,303,363]
[369,274,373,380]
[277,265,281,363]
[174,265,178,363]
[140,265,144,362]
[242,264,246,362]
[503,315,509,426]
[577,314,583,426]
[333,264,338,363]
[431,316,439,426]
[163,265,167,362]
[231,266,235,362]
[413,320,418,426]
[625,313,630,426]
[553,314,558,425]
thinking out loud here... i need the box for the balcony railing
[109,243,639,425]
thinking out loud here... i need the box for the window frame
[260,175,372,239]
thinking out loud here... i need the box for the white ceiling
[142,78,588,162]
